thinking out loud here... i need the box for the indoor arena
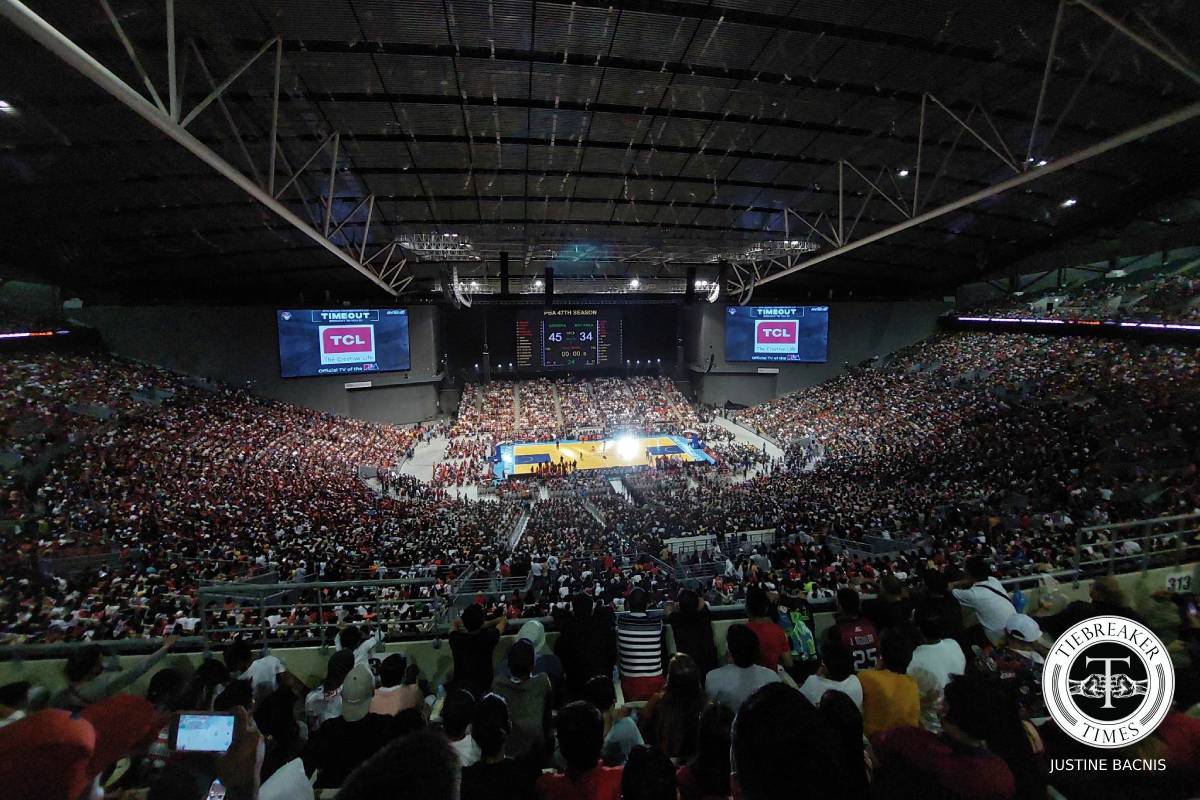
[1,2,1199,799]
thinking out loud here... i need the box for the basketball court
[494,434,714,479]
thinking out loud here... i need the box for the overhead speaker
[451,266,473,308]
[500,251,510,297]
[710,261,728,304]
[439,267,457,307]
[544,267,554,306]
[685,266,696,304]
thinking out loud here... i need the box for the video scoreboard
[277,308,411,378]
[515,308,622,370]
[724,306,829,363]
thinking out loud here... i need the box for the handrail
[1080,510,1200,533]
[197,576,440,594]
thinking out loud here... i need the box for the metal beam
[0,0,399,296]
[842,160,910,219]
[1074,0,1200,87]
[756,101,1200,286]
[928,95,1021,174]
[180,36,278,129]
[267,37,282,195]
[165,0,177,120]
[98,0,167,114]
[187,39,262,186]
[1026,0,1066,167]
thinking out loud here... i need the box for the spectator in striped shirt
[615,588,666,702]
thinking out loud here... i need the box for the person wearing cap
[303,663,420,788]
[974,613,1048,721]
[495,620,564,686]
[304,648,355,732]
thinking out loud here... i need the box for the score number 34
[548,331,594,342]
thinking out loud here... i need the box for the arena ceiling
[0,0,1198,304]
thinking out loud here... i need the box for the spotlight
[1037,159,1048,167]
[1060,198,1077,208]
[897,168,909,178]
[616,436,639,461]
[534,279,544,288]
[470,281,479,289]
[629,278,640,289]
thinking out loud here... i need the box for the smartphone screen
[174,713,236,753]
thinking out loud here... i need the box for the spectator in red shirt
[745,587,792,672]
[831,588,881,673]
[537,702,623,800]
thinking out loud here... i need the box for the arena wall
[684,300,950,406]
[71,304,443,424]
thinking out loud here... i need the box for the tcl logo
[319,324,376,364]
[754,319,799,353]
[328,332,368,347]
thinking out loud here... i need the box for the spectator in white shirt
[441,688,482,767]
[950,556,1016,645]
[906,611,966,732]
[305,649,355,732]
[224,638,302,704]
[336,624,381,666]
[705,624,780,711]
[799,638,863,710]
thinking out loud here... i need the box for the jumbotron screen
[724,305,829,363]
[515,308,622,370]
[277,308,411,378]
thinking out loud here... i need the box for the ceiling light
[1060,198,1077,208]
[897,169,910,178]
[711,239,819,263]
[629,278,640,289]
[396,233,475,259]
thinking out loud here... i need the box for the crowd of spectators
[976,269,1199,323]
[5,565,1198,800]
[516,379,560,442]
[5,327,1200,649]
